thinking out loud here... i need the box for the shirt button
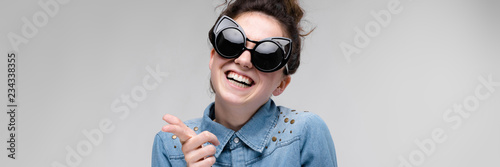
[234,137,240,144]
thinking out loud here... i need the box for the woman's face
[209,12,291,108]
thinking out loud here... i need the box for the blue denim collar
[200,99,280,158]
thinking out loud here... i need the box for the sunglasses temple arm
[285,63,289,75]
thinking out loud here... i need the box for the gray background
[1,0,499,166]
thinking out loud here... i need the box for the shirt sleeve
[152,133,172,167]
[300,114,338,167]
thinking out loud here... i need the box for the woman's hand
[162,114,220,167]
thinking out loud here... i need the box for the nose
[234,50,253,69]
[234,41,255,70]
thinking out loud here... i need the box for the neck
[213,98,267,131]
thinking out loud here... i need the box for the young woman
[152,0,337,166]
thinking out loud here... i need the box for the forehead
[233,12,286,41]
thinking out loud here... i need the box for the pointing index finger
[163,114,185,126]
[162,114,196,143]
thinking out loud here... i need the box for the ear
[209,49,215,70]
[272,75,291,96]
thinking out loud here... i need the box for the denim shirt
[152,99,337,167]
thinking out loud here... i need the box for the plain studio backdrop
[1,0,499,166]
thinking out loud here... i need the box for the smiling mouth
[226,71,254,88]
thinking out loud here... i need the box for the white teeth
[229,79,249,88]
[227,72,252,85]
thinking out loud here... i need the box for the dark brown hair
[209,0,311,75]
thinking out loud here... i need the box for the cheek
[211,54,232,69]
[210,56,232,81]
[260,73,283,88]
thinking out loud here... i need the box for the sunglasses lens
[216,28,245,58]
[253,42,284,71]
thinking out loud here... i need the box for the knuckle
[181,145,189,153]
[206,145,216,155]
[206,156,216,165]
[201,132,209,138]
[201,131,212,138]
[184,128,194,136]
[181,147,186,153]
[184,153,195,162]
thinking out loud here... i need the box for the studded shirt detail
[152,99,337,167]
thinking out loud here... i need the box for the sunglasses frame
[210,15,292,73]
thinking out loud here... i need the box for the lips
[226,71,254,88]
